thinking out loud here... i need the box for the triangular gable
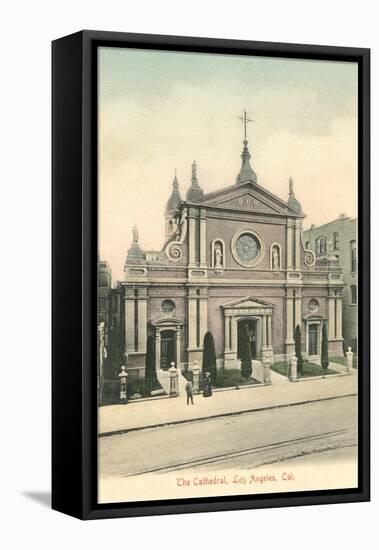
[222,297,274,309]
[190,181,303,218]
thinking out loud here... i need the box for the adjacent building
[303,215,357,350]
[120,129,345,380]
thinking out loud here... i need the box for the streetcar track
[122,426,356,477]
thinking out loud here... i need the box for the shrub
[145,334,157,381]
[239,325,252,379]
[294,324,303,376]
[202,332,217,383]
[321,322,329,370]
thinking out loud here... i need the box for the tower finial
[191,160,197,181]
[235,110,257,185]
[289,177,294,196]
[186,160,204,201]
[238,109,254,141]
[287,177,302,213]
[132,225,139,243]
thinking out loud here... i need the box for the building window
[316,236,327,256]
[333,232,339,250]
[351,285,357,305]
[350,240,357,272]
[305,241,310,250]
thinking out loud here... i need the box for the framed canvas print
[52,30,370,519]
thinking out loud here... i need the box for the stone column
[336,296,343,339]
[263,355,271,384]
[328,292,336,339]
[286,220,293,270]
[199,209,207,268]
[188,298,197,349]
[125,298,135,352]
[169,364,178,396]
[267,315,273,347]
[262,315,268,349]
[176,326,182,369]
[265,314,274,364]
[155,328,161,371]
[346,347,353,373]
[295,291,302,329]
[137,298,147,353]
[295,219,301,270]
[224,315,230,351]
[289,353,298,381]
[199,298,208,347]
[286,296,294,343]
[255,317,262,359]
[188,209,196,267]
[285,292,295,359]
[192,361,200,394]
[230,316,238,353]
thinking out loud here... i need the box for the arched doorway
[237,319,257,360]
[160,329,176,370]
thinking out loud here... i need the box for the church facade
[122,133,344,379]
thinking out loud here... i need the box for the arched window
[211,239,225,269]
[305,241,310,250]
[350,240,357,272]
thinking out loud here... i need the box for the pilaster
[199,208,207,268]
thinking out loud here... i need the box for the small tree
[294,324,303,376]
[202,332,217,383]
[144,335,157,381]
[239,326,252,379]
[321,322,329,371]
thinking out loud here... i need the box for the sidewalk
[99,368,357,436]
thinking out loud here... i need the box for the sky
[98,47,358,282]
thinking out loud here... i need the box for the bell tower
[165,170,182,238]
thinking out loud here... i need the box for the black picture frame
[52,30,370,520]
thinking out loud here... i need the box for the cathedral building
[122,124,344,378]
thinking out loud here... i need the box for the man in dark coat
[185,380,194,405]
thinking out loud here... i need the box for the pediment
[191,182,303,217]
[222,297,274,310]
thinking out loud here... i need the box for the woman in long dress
[203,373,212,397]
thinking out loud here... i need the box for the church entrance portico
[151,318,183,372]
[222,298,274,369]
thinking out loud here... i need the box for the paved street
[99,394,357,479]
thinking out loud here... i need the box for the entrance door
[308,324,318,355]
[160,330,176,370]
[238,320,257,360]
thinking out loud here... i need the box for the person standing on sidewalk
[185,380,194,405]
[203,372,212,398]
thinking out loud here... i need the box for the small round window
[161,299,175,313]
[308,299,319,313]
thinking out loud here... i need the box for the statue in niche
[272,246,280,270]
[214,243,223,268]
